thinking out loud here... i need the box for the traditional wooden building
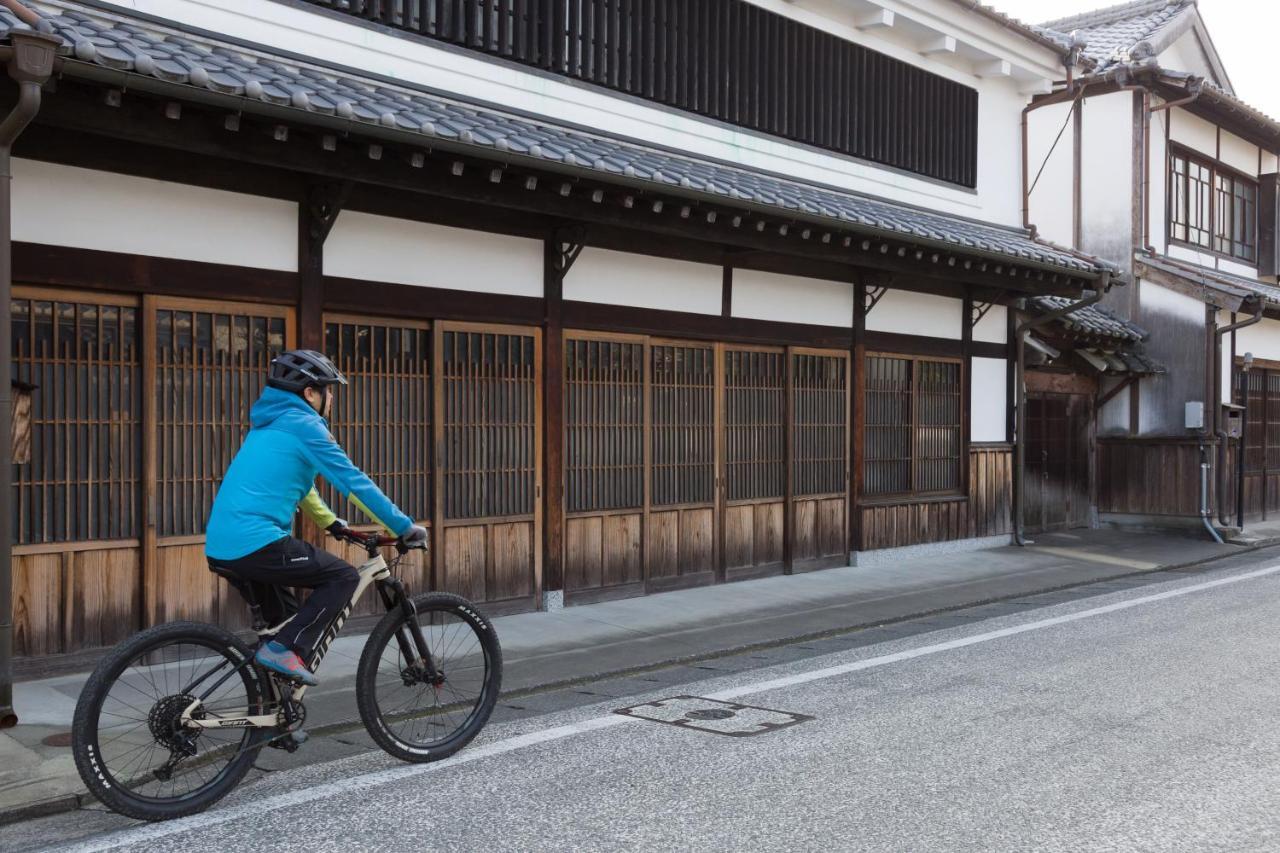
[3,0,1115,666]
[1027,0,1280,533]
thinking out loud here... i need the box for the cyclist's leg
[211,538,358,659]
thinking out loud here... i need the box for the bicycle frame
[179,548,432,732]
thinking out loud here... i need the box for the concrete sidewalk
[0,527,1252,822]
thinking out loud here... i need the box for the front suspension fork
[377,578,443,684]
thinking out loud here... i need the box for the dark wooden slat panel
[299,0,978,186]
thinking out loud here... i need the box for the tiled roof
[948,1,1074,56]
[1031,294,1150,343]
[0,1,1112,279]
[1140,254,1280,306]
[1040,0,1191,69]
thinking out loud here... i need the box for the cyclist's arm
[295,418,414,537]
[298,486,338,530]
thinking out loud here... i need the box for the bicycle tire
[72,621,268,821]
[356,593,502,763]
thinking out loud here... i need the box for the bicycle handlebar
[330,527,424,553]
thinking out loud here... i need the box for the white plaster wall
[1219,130,1260,177]
[1218,257,1260,279]
[1170,107,1218,159]
[324,211,542,296]
[1166,243,1218,269]
[564,249,722,315]
[731,270,853,327]
[1264,153,1279,175]
[1222,335,1233,404]
[1026,101,1075,249]
[1235,317,1280,362]
[1081,93,1135,269]
[970,357,1007,442]
[1149,102,1169,252]
[1142,280,1208,323]
[111,0,1049,226]
[13,158,297,271]
[865,290,963,339]
[1158,30,1218,81]
[973,304,1008,344]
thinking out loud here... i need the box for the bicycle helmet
[267,349,348,394]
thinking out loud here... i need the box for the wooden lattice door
[790,348,850,571]
[434,323,542,609]
[647,340,719,591]
[323,315,432,613]
[562,334,646,600]
[722,346,786,580]
[143,296,294,628]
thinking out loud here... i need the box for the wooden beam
[298,181,351,350]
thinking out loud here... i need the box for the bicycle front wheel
[357,593,502,763]
[72,621,267,821]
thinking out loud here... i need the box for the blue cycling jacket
[205,386,414,561]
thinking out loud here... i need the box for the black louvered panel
[304,0,978,186]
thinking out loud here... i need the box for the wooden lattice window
[325,317,432,523]
[863,355,962,497]
[153,302,290,538]
[440,328,538,519]
[10,292,141,544]
[1170,147,1257,261]
[724,349,785,502]
[650,343,715,507]
[792,352,847,497]
[564,337,645,513]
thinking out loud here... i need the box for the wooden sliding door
[323,316,432,614]
[647,341,719,591]
[790,349,850,571]
[563,334,646,602]
[722,347,787,580]
[561,335,852,601]
[144,297,294,629]
[434,323,542,611]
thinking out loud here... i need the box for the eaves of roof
[1,1,1117,282]
[1151,70,1280,149]
[1136,253,1280,315]
[946,0,1076,59]
[1030,294,1150,343]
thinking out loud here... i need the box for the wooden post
[850,276,866,557]
[962,294,974,497]
[297,182,351,351]
[541,230,582,608]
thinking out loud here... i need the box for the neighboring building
[1027,0,1280,532]
[4,0,1114,663]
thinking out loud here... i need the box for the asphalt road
[12,554,1280,852]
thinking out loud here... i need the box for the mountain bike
[71,529,502,822]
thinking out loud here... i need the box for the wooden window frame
[862,352,965,502]
[1168,144,1258,264]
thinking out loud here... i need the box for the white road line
[63,562,1280,853]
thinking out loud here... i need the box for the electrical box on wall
[1224,404,1244,439]
[1185,401,1205,431]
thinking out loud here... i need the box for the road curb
[2,538,1274,828]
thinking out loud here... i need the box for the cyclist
[205,349,427,686]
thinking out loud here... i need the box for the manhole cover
[686,708,736,721]
[41,731,73,748]
[615,696,813,737]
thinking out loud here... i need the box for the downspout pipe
[1214,300,1264,529]
[0,27,61,730]
[1014,274,1112,546]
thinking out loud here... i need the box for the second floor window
[1170,148,1257,263]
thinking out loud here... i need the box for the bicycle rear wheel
[356,593,502,763]
[72,621,267,821]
